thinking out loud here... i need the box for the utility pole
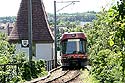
[54,1,57,67]
[54,1,79,68]
[28,0,33,62]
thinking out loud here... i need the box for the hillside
[0,11,97,24]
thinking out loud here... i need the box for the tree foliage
[0,16,16,23]
[0,12,96,25]
[84,1,125,82]
[48,11,97,26]
[0,32,47,82]
[66,0,125,82]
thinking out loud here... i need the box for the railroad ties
[36,67,80,83]
[27,66,90,83]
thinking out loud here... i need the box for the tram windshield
[61,39,86,54]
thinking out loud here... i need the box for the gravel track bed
[37,68,68,83]
[45,70,80,83]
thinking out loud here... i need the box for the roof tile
[8,0,54,43]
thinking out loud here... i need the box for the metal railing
[45,59,55,71]
[45,59,61,71]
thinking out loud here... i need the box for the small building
[0,23,14,34]
[8,0,54,61]
[0,23,7,33]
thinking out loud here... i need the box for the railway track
[37,69,69,83]
[44,70,80,83]
[35,67,81,83]
[28,66,90,83]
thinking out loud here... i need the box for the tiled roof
[8,0,54,43]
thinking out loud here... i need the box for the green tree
[0,32,47,82]
[85,1,125,82]
[66,0,125,82]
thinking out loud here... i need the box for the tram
[60,32,88,68]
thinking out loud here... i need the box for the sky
[0,0,116,17]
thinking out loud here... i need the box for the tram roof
[61,32,87,41]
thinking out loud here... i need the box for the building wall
[15,43,54,61]
[15,44,29,60]
[36,43,54,60]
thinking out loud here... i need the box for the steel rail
[64,70,81,83]
[45,70,69,83]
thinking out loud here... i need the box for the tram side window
[81,40,86,53]
[61,40,67,54]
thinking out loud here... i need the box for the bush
[20,60,47,81]
[0,33,47,82]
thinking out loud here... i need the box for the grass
[80,68,99,83]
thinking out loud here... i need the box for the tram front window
[62,39,86,54]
